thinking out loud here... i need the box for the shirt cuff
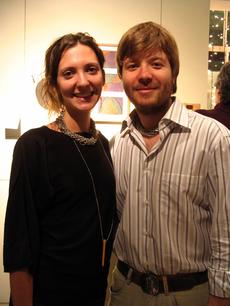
[208,268,230,298]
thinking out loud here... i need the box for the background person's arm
[208,295,230,306]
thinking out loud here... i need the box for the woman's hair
[116,21,180,94]
[40,32,105,113]
[215,61,230,105]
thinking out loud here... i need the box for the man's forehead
[124,49,167,62]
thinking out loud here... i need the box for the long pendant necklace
[73,139,114,267]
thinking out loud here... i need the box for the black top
[196,103,230,129]
[3,126,117,305]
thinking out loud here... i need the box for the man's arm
[207,133,230,299]
[10,269,33,306]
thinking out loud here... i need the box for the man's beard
[134,96,172,116]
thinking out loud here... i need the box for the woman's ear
[102,69,105,85]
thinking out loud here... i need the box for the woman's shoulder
[14,126,55,154]
[18,126,55,142]
[98,131,108,142]
[98,131,110,148]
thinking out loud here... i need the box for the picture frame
[91,45,130,123]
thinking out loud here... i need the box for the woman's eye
[87,65,99,74]
[63,70,74,79]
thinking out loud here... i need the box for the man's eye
[126,63,138,70]
[152,62,163,68]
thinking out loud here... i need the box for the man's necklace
[133,115,159,137]
[56,111,98,145]
[73,139,114,267]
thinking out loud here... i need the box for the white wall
[0,0,210,303]
[0,0,25,302]
[210,0,230,10]
[162,0,210,106]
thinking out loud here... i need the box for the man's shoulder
[109,131,123,152]
[191,110,230,138]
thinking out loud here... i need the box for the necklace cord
[73,140,114,242]
[133,115,159,137]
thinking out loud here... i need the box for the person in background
[109,21,230,306]
[3,32,117,306]
[196,61,230,129]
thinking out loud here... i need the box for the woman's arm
[10,269,33,306]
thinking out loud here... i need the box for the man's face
[121,50,174,115]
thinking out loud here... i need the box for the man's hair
[116,21,179,94]
[215,61,230,105]
[40,32,105,114]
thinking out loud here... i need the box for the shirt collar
[162,98,191,130]
[120,98,191,136]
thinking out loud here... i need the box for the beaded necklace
[56,111,98,145]
[133,115,159,137]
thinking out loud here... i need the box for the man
[109,21,230,306]
[197,61,230,129]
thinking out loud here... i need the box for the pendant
[102,239,106,267]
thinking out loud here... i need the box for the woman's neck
[63,111,91,132]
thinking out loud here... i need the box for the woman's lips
[73,92,94,98]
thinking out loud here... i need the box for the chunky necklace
[56,111,98,145]
[134,115,159,137]
[73,139,114,267]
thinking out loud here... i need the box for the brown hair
[40,32,105,113]
[117,21,179,94]
[215,61,230,105]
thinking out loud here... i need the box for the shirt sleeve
[3,135,40,274]
[207,133,230,298]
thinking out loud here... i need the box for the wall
[210,0,230,10]
[162,0,210,106]
[0,0,210,303]
[0,1,25,303]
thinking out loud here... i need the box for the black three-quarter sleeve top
[3,126,117,305]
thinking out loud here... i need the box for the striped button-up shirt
[111,99,230,297]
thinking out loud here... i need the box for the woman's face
[57,43,104,115]
[215,87,221,104]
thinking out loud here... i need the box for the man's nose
[138,65,152,85]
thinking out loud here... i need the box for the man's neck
[134,97,174,129]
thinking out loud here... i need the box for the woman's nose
[76,72,90,87]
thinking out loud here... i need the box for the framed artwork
[91,45,130,123]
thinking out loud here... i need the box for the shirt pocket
[160,172,208,209]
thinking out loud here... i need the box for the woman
[4,33,117,306]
